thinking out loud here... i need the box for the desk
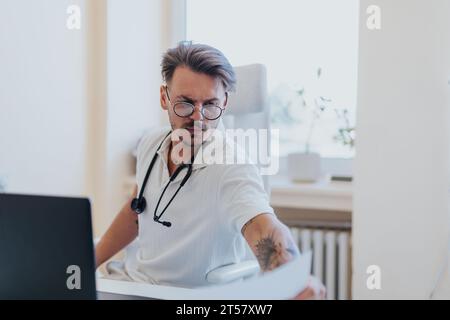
[96,253,311,300]
[97,278,195,300]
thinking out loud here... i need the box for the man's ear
[223,92,229,109]
[160,85,168,111]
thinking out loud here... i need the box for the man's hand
[242,213,326,300]
[293,276,326,300]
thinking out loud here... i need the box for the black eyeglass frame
[164,85,227,121]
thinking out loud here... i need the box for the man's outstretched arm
[95,186,139,268]
[242,213,326,299]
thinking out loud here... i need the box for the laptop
[0,193,97,299]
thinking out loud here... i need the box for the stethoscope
[131,131,193,227]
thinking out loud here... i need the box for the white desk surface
[96,253,311,300]
[97,278,195,300]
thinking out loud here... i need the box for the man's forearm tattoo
[255,232,299,271]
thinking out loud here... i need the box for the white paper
[97,252,312,300]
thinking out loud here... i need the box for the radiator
[289,227,352,300]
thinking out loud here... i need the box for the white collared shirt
[122,126,275,288]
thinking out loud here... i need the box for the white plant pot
[287,152,321,182]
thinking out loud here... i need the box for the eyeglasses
[165,86,226,120]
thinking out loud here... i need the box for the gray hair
[161,42,236,92]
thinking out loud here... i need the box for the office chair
[98,64,270,287]
[222,63,271,194]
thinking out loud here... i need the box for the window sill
[269,175,353,212]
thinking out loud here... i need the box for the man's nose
[189,104,204,121]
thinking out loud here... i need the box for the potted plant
[287,68,331,182]
[333,108,355,150]
[322,108,355,182]
[271,68,355,182]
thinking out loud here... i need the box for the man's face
[160,66,228,146]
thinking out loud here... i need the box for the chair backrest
[222,64,271,195]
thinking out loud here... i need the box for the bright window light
[186,0,359,158]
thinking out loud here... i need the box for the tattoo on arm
[242,214,300,272]
[254,232,299,272]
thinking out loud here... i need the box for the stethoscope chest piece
[131,197,147,214]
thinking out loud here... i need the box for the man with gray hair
[95,42,325,299]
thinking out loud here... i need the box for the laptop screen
[0,193,97,300]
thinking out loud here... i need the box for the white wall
[0,0,88,196]
[96,0,170,235]
[0,0,172,236]
[353,0,450,298]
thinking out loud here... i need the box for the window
[186,0,359,159]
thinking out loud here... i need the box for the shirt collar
[156,130,172,158]
[192,121,227,171]
[157,120,228,178]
